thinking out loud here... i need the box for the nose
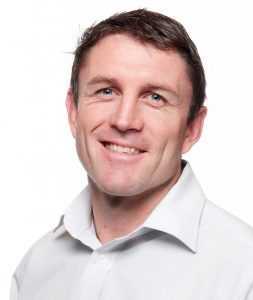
[109,95,144,132]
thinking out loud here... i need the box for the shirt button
[92,254,105,263]
[99,255,106,261]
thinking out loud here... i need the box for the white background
[1,0,253,298]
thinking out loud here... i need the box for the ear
[66,88,78,138]
[181,106,207,154]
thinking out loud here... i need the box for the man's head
[70,9,206,124]
[67,9,207,197]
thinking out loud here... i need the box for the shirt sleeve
[9,276,18,300]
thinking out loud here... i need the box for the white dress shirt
[10,162,253,300]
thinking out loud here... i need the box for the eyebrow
[86,76,120,88]
[85,75,179,98]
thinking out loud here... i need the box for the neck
[89,167,182,245]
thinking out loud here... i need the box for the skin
[66,33,207,244]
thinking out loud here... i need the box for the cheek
[150,115,188,170]
[74,126,88,167]
[76,103,103,132]
[73,110,94,165]
[74,104,110,163]
[152,112,187,147]
[77,101,113,128]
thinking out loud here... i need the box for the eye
[150,93,162,101]
[147,92,166,106]
[96,87,113,96]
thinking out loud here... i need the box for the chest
[19,243,244,300]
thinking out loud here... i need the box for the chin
[103,184,141,197]
[90,176,144,197]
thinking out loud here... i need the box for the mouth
[100,141,146,155]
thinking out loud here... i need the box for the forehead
[79,34,192,100]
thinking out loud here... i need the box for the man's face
[67,34,206,197]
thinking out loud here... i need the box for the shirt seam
[13,273,20,293]
[245,281,253,300]
[195,196,207,252]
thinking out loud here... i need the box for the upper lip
[100,139,147,152]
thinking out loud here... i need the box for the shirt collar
[53,161,206,253]
[59,186,101,249]
[142,161,206,253]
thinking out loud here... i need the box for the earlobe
[182,106,207,154]
[66,88,78,138]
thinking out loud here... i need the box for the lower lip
[100,142,146,163]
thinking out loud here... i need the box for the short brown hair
[70,9,206,123]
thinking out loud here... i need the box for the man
[10,9,253,300]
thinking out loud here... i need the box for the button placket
[75,250,113,300]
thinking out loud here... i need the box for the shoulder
[13,218,72,291]
[197,200,253,294]
[202,200,253,245]
[200,199,253,262]
[13,231,54,290]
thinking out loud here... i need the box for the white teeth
[105,143,141,154]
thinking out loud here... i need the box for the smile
[104,142,142,155]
